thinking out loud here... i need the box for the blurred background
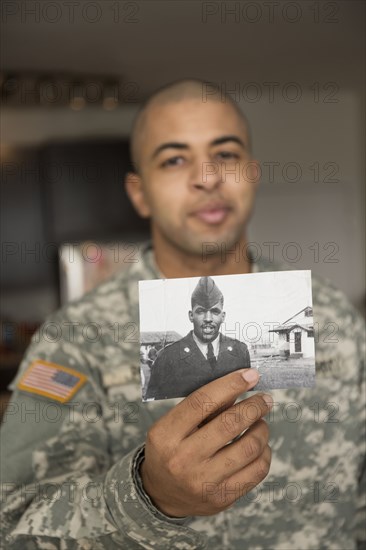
[1,0,365,399]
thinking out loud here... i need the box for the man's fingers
[187,393,272,458]
[161,369,260,438]
[224,444,272,500]
[201,445,272,511]
[205,419,269,482]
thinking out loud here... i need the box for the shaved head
[130,79,252,173]
[125,77,260,270]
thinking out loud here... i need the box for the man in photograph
[145,276,251,399]
[1,79,365,550]
[147,344,158,367]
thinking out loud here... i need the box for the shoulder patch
[17,360,87,403]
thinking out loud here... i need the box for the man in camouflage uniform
[1,80,365,549]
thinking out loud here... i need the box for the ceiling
[1,0,364,98]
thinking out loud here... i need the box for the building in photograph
[140,331,182,359]
[269,306,314,359]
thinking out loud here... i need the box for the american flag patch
[17,360,87,403]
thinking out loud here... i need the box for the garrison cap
[191,277,223,309]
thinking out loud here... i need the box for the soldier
[1,79,365,549]
[145,276,251,400]
[147,345,158,368]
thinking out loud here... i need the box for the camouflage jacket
[1,243,365,549]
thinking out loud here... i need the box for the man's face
[127,98,259,255]
[189,301,226,343]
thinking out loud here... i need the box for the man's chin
[156,222,246,259]
[200,333,219,342]
[179,229,242,257]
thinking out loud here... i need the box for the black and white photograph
[139,270,315,400]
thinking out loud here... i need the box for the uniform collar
[192,331,220,359]
[139,241,163,278]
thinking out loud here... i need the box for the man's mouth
[202,325,215,334]
[191,203,231,225]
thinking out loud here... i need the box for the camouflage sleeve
[0,318,206,549]
[105,445,207,549]
[355,315,366,548]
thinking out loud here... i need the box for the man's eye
[161,156,185,167]
[216,151,239,160]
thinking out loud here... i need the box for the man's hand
[141,368,272,517]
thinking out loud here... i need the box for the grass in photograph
[252,358,315,390]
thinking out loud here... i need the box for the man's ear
[125,172,151,218]
[188,310,193,323]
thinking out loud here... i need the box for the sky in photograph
[139,270,312,344]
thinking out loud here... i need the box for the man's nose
[203,310,213,321]
[189,157,222,192]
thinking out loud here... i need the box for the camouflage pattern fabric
[1,242,365,549]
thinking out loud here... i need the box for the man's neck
[152,233,252,278]
[192,330,220,349]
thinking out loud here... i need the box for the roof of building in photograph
[282,306,313,325]
[268,323,313,334]
[268,306,314,334]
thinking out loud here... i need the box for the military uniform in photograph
[1,243,365,549]
[145,332,251,400]
[145,276,251,400]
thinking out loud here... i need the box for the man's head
[188,276,226,343]
[126,79,260,257]
[129,80,253,171]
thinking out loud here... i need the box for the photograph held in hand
[139,269,315,401]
